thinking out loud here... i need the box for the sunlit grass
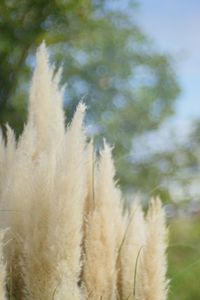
[168,217,200,299]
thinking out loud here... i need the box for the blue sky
[135,0,200,122]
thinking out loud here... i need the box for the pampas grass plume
[120,202,146,300]
[83,142,124,299]
[0,231,7,300]
[0,44,169,300]
[141,197,169,300]
[22,45,86,299]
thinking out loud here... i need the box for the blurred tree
[0,0,99,129]
[0,0,180,195]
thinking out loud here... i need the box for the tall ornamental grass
[0,44,169,300]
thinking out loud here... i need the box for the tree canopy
[0,0,180,196]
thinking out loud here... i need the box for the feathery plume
[0,129,6,194]
[0,126,26,299]
[0,44,169,299]
[5,125,16,173]
[120,202,146,300]
[28,42,65,154]
[84,140,96,216]
[23,46,86,299]
[46,102,87,299]
[83,142,123,299]
[0,231,7,300]
[141,198,169,300]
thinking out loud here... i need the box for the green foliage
[0,0,97,127]
[0,0,180,195]
[169,218,200,299]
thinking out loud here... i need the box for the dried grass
[0,44,169,300]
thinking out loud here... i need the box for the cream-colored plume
[84,140,96,217]
[141,198,169,300]
[22,45,86,299]
[83,142,124,300]
[0,44,169,300]
[0,130,5,194]
[0,231,7,300]
[120,202,146,300]
[28,43,65,154]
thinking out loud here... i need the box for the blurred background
[0,0,199,298]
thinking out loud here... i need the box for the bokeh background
[0,0,199,298]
